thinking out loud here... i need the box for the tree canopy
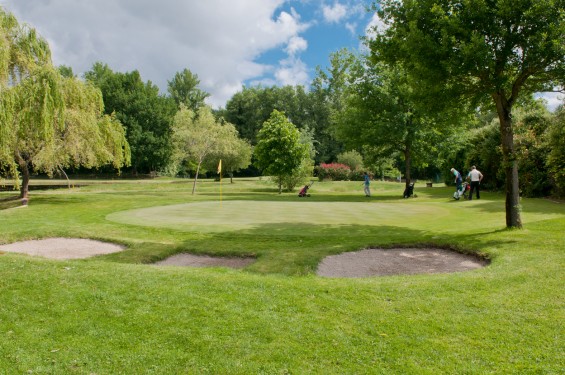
[167,68,210,111]
[222,84,342,164]
[331,51,456,188]
[204,121,252,183]
[0,7,130,201]
[370,0,565,228]
[85,62,176,174]
[171,105,239,194]
[254,110,309,193]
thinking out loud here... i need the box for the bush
[337,150,364,170]
[315,163,351,181]
[281,158,315,192]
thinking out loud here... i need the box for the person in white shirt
[467,166,483,200]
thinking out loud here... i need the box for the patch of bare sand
[154,254,255,269]
[0,238,124,259]
[317,248,488,278]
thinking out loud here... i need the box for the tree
[205,122,252,183]
[222,84,341,164]
[171,105,224,194]
[254,110,309,193]
[333,53,452,190]
[0,8,130,202]
[167,68,209,111]
[370,0,565,228]
[85,63,176,174]
[285,126,316,191]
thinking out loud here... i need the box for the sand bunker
[154,254,255,269]
[0,239,487,277]
[317,248,487,277]
[0,238,124,259]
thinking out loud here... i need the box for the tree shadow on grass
[0,195,23,210]
[196,192,406,202]
[446,198,565,216]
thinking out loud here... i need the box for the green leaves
[0,8,130,197]
[167,68,210,111]
[254,110,310,192]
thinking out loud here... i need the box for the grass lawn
[0,178,563,374]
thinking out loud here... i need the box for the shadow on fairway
[0,195,22,210]
[197,192,405,202]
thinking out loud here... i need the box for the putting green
[106,200,449,233]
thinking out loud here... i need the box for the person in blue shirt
[363,172,371,197]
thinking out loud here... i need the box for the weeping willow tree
[0,8,130,202]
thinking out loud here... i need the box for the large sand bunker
[317,248,488,277]
[0,238,124,259]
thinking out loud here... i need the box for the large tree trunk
[404,146,412,189]
[18,159,30,200]
[493,93,522,229]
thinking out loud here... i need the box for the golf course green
[0,179,563,373]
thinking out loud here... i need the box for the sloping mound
[317,248,487,278]
[0,238,125,259]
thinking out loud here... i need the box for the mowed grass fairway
[0,178,564,374]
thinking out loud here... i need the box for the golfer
[363,172,371,197]
[467,166,483,200]
[450,168,463,191]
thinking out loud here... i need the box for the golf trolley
[298,181,315,197]
[453,182,470,200]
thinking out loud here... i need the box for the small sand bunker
[317,248,487,278]
[0,238,125,260]
[154,254,255,269]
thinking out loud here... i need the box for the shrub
[337,150,364,170]
[316,163,351,181]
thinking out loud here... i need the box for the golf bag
[403,183,415,198]
[453,182,470,200]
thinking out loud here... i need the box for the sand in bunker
[154,254,255,269]
[0,238,124,259]
[317,248,487,277]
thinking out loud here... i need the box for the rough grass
[0,178,563,374]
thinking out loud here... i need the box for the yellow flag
[217,159,222,174]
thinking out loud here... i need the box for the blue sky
[2,0,559,109]
[1,0,377,108]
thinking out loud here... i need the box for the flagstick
[218,159,222,207]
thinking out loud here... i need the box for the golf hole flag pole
[217,159,222,205]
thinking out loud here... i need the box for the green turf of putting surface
[106,200,442,233]
[105,199,561,234]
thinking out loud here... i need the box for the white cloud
[286,36,308,56]
[345,22,357,36]
[1,0,309,108]
[275,57,309,87]
[322,2,348,24]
